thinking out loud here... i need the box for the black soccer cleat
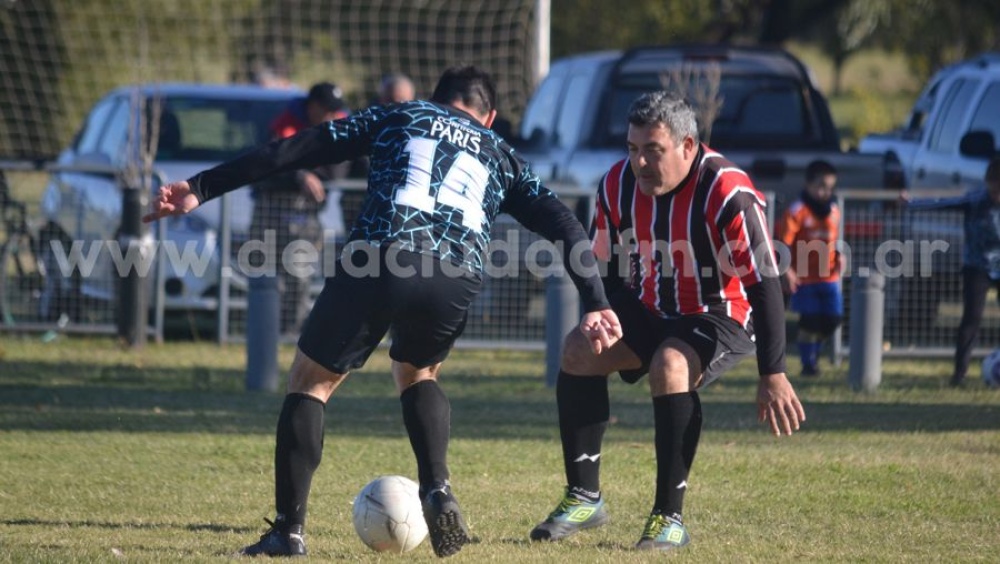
[420,483,471,558]
[238,518,306,557]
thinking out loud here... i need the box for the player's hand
[301,171,326,203]
[757,373,806,437]
[579,308,623,355]
[142,180,200,223]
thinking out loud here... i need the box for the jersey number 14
[393,137,489,233]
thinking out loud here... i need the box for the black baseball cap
[307,82,346,112]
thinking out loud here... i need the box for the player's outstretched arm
[142,180,200,223]
[756,373,806,437]
[579,308,623,355]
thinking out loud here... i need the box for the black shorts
[298,245,482,373]
[611,290,756,386]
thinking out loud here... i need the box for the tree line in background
[0,0,536,160]
[1,0,998,161]
[551,0,1000,93]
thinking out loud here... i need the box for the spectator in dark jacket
[251,82,351,334]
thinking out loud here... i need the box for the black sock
[557,371,609,501]
[274,393,326,530]
[652,391,702,521]
[400,380,451,492]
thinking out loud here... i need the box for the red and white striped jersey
[591,145,779,330]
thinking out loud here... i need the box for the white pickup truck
[859,52,1000,189]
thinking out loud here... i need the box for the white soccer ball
[352,475,428,553]
[982,349,1000,389]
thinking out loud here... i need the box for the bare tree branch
[659,63,724,144]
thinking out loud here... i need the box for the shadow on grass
[1,361,998,436]
[0,518,255,534]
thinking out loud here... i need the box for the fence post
[246,274,280,392]
[217,193,232,343]
[544,191,590,387]
[848,269,885,392]
[545,271,578,387]
[118,184,149,347]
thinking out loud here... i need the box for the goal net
[0,0,539,161]
[0,0,550,347]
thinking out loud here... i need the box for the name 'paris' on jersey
[335,100,551,272]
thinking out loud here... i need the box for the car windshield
[603,72,818,150]
[152,96,288,161]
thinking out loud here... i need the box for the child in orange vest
[778,161,842,376]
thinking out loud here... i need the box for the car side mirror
[959,130,996,159]
[520,127,550,149]
[73,151,116,175]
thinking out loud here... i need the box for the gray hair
[627,91,699,144]
[380,73,415,97]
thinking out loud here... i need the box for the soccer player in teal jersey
[144,66,622,558]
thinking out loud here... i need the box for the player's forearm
[189,126,337,203]
[746,276,787,376]
[525,196,611,312]
[600,254,625,298]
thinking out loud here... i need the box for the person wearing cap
[250,82,352,334]
[270,82,350,138]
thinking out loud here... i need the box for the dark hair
[805,160,837,182]
[430,65,497,116]
[306,82,346,112]
[627,91,699,144]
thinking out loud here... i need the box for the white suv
[860,52,1000,189]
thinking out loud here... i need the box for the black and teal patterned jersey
[191,100,552,273]
[335,101,553,272]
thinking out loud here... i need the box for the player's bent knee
[649,348,691,375]
[287,348,347,400]
[648,343,701,393]
[561,331,598,374]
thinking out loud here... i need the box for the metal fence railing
[835,189,998,358]
[0,165,591,351]
[4,164,995,361]
[1,162,164,340]
[217,181,594,350]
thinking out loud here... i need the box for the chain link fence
[5,167,996,360]
[216,181,592,350]
[835,189,999,357]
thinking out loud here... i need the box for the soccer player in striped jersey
[144,66,622,558]
[777,160,843,377]
[531,91,806,551]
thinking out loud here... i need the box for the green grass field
[1,336,998,563]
